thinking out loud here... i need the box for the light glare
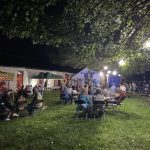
[145,41,150,48]
[107,70,111,74]
[119,60,125,66]
[100,72,104,76]
[104,66,108,70]
[112,71,117,75]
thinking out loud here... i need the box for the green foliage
[0,0,150,73]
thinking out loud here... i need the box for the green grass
[0,92,150,150]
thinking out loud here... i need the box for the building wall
[0,66,73,90]
[26,68,72,86]
[0,66,29,91]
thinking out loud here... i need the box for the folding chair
[107,97,125,111]
[75,100,90,119]
[92,100,105,120]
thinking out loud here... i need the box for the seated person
[72,86,78,95]
[61,87,70,104]
[28,91,43,114]
[88,86,93,95]
[78,88,92,109]
[71,86,78,102]
[93,89,105,101]
[25,85,33,97]
[35,92,43,108]
[1,90,19,120]
[14,90,26,111]
[111,83,126,104]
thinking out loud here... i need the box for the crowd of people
[125,81,150,94]
[3,79,146,121]
[0,84,44,121]
[60,82,127,110]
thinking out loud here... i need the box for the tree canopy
[0,0,150,74]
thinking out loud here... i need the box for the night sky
[0,36,81,73]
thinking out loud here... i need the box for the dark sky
[0,36,80,73]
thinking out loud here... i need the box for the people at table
[116,83,126,102]
[110,83,127,104]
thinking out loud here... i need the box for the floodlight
[145,40,150,48]
[99,72,104,76]
[107,70,111,74]
[112,71,117,75]
[104,66,108,70]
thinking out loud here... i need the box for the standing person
[110,83,117,95]
[19,85,25,96]
[62,87,70,104]
[44,80,48,91]
[132,82,137,93]
[37,84,44,97]
[66,85,72,103]
[33,85,38,99]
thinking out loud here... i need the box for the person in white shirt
[93,89,104,101]
[66,85,73,103]
[71,86,78,103]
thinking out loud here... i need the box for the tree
[0,0,150,73]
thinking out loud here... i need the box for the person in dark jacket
[1,90,19,120]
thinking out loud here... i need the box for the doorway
[17,71,23,90]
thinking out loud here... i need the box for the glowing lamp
[107,70,111,74]
[145,40,150,48]
[112,71,117,75]
[104,66,108,70]
[99,72,104,76]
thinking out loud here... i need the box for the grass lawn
[0,92,150,150]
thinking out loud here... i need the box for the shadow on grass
[106,110,142,120]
